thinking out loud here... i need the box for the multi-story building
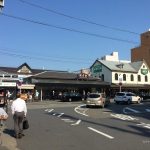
[131,30,150,69]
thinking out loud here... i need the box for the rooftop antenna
[0,0,4,12]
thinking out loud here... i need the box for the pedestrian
[11,93,27,139]
[0,96,8,126]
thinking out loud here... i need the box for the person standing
[11,93,27,139]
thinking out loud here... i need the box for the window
[138,75,141,82]
[4,75,11,78]
[12,75,18,78]
[130,74,134,81]
[101,74,104,81]
[145,75,148,82]
[115,73,118,80]
[123,74,126,81]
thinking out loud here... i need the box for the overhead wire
[1,13,139,44]
[16,0,139,35]
[0,49,93,64]
[0,48,93,62]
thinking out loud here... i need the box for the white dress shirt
[11,98,27,116]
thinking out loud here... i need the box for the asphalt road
[1,100,150,150]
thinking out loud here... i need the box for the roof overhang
[31,78,110,86]
[111,83,150,89]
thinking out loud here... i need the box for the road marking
[45,109,54,113]
[145,109,150,112]
[137,122,150,129]
[111,113,138,121]
[71,120,81,126]
[48,109,54,113]
[88,127,114,139]
[123,107,140,114]
[61,119,74,123]
[57,113,64,117]
[74,104,88,116]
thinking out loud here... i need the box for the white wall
[91,61,112,82]
[91,61,150,85]
[112,62,150,84]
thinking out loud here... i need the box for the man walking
[11,93,27,139]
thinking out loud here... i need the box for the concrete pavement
[0,125,19,150]
[0,100,79,150]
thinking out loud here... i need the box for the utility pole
[0,0,4,12]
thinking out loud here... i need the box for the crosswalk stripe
[111,113,138,121]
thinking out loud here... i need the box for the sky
[0,0,150,71]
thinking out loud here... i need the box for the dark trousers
[13,111,24,136]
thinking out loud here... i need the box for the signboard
[0,82,16,87]
[93,64,102,73]
[141,69,148,75]
[17,84,35,89]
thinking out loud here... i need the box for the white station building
[90,52,150,96]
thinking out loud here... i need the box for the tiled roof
[130,61,143,71]
[97,60,138,73]
[32,71,77,79]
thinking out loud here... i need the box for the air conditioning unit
[0,0,4,8]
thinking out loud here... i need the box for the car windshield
[88,94,100,98]
[116,93,125,96]
[127,93,136,96]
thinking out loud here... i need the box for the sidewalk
[0,100,62,150]
[0,125,19,150]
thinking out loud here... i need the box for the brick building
[131,30,150,68]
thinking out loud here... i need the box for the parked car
[114,92,141,104]
[61,92,82,102]
[86,93,110,108]
[139,94,150,102]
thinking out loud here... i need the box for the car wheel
[127,100,131,105]
[101,102,105,108]
[116,101,119,104]
[137,99,141,104]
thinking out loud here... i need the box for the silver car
[86,93,110,108]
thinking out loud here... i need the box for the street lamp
[0,0,4,12]
[119,75,123,92]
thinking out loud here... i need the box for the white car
[114,92,141,104]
